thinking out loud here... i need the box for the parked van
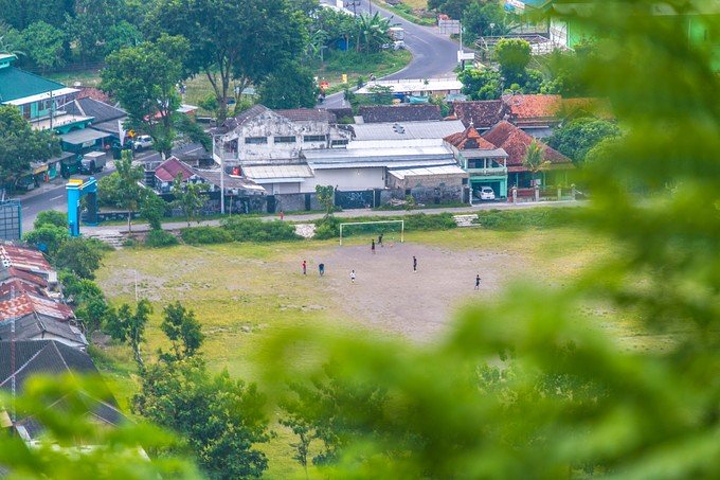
[80,151,107,174]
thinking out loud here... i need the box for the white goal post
[339,220,404,245]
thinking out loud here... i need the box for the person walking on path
[350,270,356,283]
[378,233,383,247]
[319,263,325,276]
[475,274,481,290]
[279,211,285,221]
[371,239,376,254]
[302,260,307,275]
[413,256,417,272]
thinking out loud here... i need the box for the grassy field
[93,224,672,478]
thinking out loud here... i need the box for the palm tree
[523,139,551,187]
[355,13,392,53]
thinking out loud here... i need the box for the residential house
[215,105,352,163]
[153,156,196,193]
[451,100,510,131]
[0,340,127,442]
[351,120,465,142]
[68,97,127,144]
[357,104,443,124]
[445,124,509,200]
[0,313,87,350]
[355,78,463,103]
[0,244,57,284]
[481,120,573,188]
[0,292,75,322]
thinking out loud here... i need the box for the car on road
[475,186,496,201]
[132,135,153,151]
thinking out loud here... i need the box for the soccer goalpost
[339,220,404,245]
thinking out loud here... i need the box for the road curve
[321,0,462,108]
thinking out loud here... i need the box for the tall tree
[258,62,318,109]
[150,0,307,122]
[106,299,153,372]
[546,117,621,166]
[495,38,532,86]
[0,105,60,193]
[21,21,66,71]
[171,174,207,226]
[109,151,144,231]
[65,0,124,63]
[101,34,189,157]
[160,301,204,360]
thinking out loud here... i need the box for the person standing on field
[413,256,417,272]
[319,263,325,276]
[371,239,376,254]
[475,274,481,290]
[302,260,307,275]
[378,233,383,247]
[350,270,356,283]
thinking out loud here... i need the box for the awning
[59,128,112,146]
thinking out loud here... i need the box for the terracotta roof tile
[0,292,74,321]
[155,156,196,183]
[482,121,572,170]
[444,125,498,150]
[505,94,562,122]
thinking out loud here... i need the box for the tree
[139,190,168,230]
[55,237,105,280]
[21,21,65,71]
[546,117,621,166]
[23,224,69,258]
[0,105,60,192]
[522,139,550,184]
[259,62,318,109]
[260,3,720,477]
[33,210,67,230]
[495,38,531,86]
[109,150,144,231]
[458,68,503,100]
[60,271,110,340]
[106,299,152,372]
[355,13,392,53]
[104,20,143,57]
[171,174,207,226]
[64,0,125,63]
[150,0,307,121]
[160,301,204,360]
[315,185,335,218]
[133,357,271,480]
[101,35,189,157]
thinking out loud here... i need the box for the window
[303,134,326,143]
[274,136,296,144]
[244,136,267,144]
[331,139,348,146]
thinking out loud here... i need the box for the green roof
[0,67,66,103]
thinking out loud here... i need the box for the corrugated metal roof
[304,144,455,163]
[0,292,74,321]
[388,165,467,180]
[310,160,457,170]
[59,128,112,145]
[0,66,66,103]
[242,164,314,180]
[352,120,465,141]
[0,245,52,274]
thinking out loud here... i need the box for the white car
[477,186,496,201]
[133,135,153,150]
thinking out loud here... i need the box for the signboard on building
[438,19,461,35]
[0,201,22,241]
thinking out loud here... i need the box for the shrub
[145,230,179,248]
[314,216,341,240]
[221,218,299,242]
[181,226,233,245]
[476,208,575,230]
[404,213,457,231]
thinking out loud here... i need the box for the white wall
[306,167,385,191]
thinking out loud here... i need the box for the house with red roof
[153,156,197,193]
[444,124,509,200]
[481,121,573,188]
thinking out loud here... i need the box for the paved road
[321,0,462,108]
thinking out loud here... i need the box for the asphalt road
[321,0,463,108]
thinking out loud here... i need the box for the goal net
[339,220,404,245]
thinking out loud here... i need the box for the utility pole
[213,135,225,215]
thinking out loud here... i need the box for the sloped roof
[155,156,196,182]
[0,278,44,300]
[75,86,112,103]
[0,67,66,103]
[67,98,126,124]
[482,121,572,171]
[0,266,48,289]
[0,340,125,440]
[0,245,52,275]
[444,124,499,150]
[0,313,87,348]
[506,94,563,123]
[276,108,336,123]
[351,120,465,141]
[452,100,509,128]
[0,292,74,321]
[359,104,443,124]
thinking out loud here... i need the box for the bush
[314,216,341,240]
[181,227,233,245]
[476,208,575,230]
[221,218,299,242]
[404,213,457,231]
[145,230,179,248]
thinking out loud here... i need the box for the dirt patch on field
[297,242,520,342]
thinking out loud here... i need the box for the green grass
[93,224,668,477]
[314,49,413,95]
[380,0,436,26]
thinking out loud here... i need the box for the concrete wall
[306,167,386,191]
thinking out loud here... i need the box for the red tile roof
[452,100,509,128]
[0,267,48,288]
[155,156,196,183]
[0,292,74,321]
[444,125,498,150]
[505,94,562,123]
[0,279,44,299]
[482,121,572,171]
